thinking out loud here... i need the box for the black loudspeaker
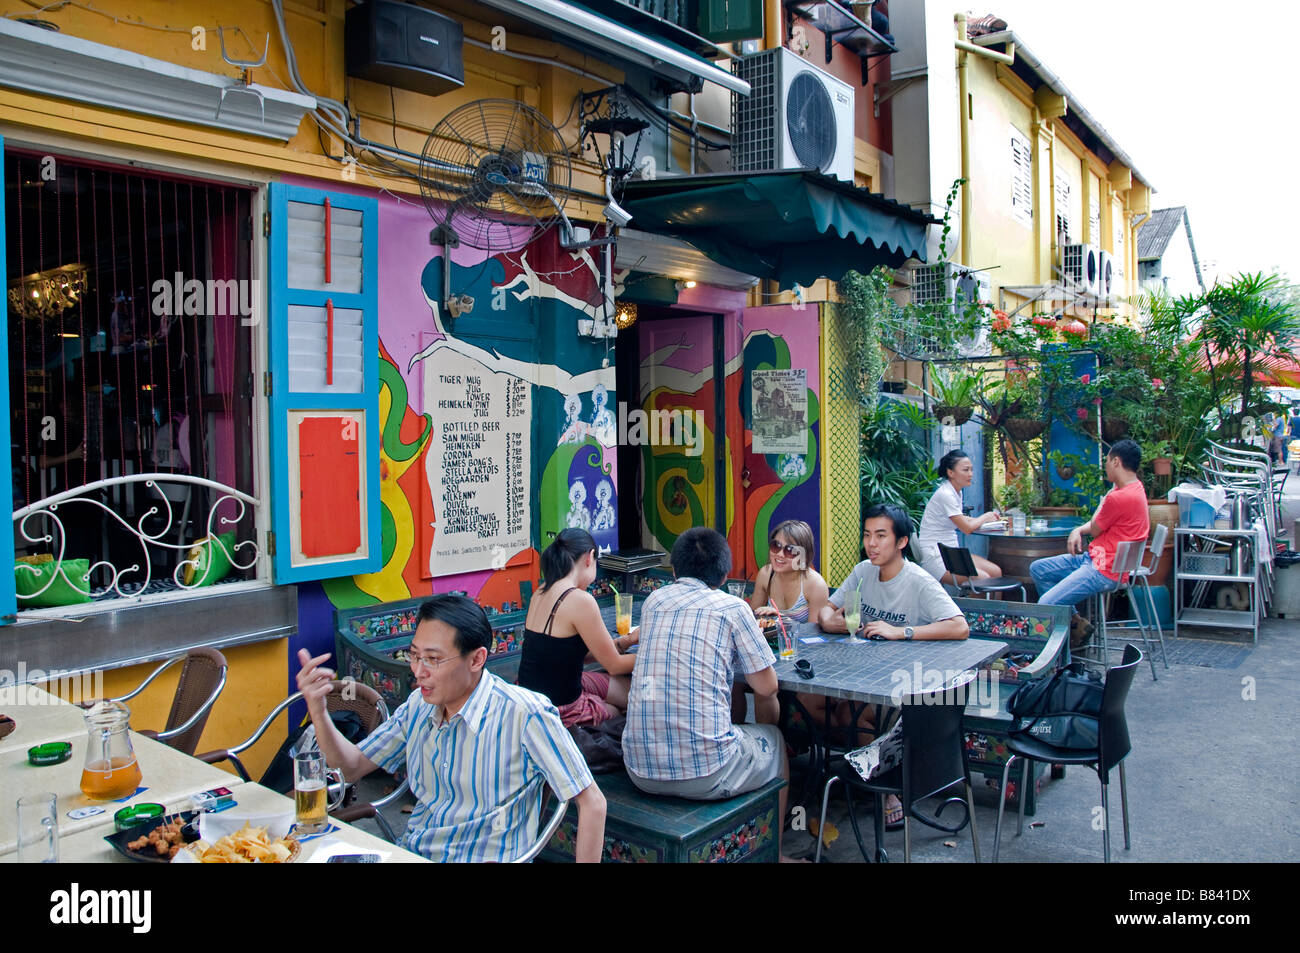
[345,1,464,97]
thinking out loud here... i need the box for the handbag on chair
[1007,662,1104,751]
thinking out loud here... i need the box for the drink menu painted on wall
[426,356,531,574]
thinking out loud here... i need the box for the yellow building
[888,4,1154,322]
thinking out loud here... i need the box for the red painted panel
[299,416,361,557]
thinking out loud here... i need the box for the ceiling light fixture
[8,263,88,320]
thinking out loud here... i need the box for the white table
[4,782,426,864]
[0,729,241,855]
[0,684,89,755]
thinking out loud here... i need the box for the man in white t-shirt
[814,503,968,828]
[819,503,970,641]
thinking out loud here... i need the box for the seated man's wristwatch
[903,626,915,641]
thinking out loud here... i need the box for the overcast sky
[969,1,1297,287]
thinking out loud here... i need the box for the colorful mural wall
[634,304,825,582]
[297,187,616,654]
[740,307,823,579]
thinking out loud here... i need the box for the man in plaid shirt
[623,528,793,857]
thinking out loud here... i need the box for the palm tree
[1194,272,1300,441]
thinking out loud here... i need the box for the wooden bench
[541,770,786,863]
[955,597,1071,817]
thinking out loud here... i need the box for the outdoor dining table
[0,728,243,855]
[14,781,429,864]
[974,516,1084,599]
[0,685,426,863]
[0,683,88,755]
[773,622,1008,704]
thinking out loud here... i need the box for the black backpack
[1007,662,1104,751]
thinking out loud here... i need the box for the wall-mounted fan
[419,99,613,318]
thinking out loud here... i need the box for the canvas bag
[1007,662,1104,750]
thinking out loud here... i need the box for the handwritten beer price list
[426,361,532,574]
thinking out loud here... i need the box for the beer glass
[17,793,59,863]
[293,751,344,834]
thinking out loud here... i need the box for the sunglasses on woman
[770,541,802,557]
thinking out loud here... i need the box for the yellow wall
[43,639,291,781]
[0,0,613,219]
[963,47,1142,320]
[966,58,1038,287]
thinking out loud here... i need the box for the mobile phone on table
[327,853,381,863]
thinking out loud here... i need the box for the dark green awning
[619,170,934,286]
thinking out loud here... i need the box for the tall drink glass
[844,584,864,643]
[615,593,633,637]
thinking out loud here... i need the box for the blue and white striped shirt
[623,577,776,780]
[357,670,593,862]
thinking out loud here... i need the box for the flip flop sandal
[884,797,905,831]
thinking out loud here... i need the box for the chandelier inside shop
[8,263,89,320]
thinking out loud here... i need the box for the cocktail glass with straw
[843,581,864,643]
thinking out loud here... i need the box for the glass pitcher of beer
[79,700,142,800]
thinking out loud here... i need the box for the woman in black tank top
[517,529,637,726]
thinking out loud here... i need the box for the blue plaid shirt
[357,670,593,862]
[622,577,775,781]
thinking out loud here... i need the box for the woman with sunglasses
[517,528,636,726]
[748,520,829,625]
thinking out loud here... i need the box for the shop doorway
[615,307,727,554]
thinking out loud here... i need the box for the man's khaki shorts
[628,724,783,800]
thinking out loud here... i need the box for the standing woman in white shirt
[916,450,1004,584]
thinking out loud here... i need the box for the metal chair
[938,543,1027,601]
[1081,540,1155,673]
[993,644,1142,862]
[1129,523,1171,673]
[815,670,981,864]
[102,647,228,756]
[513,791,572,863]
[196,680,405,843]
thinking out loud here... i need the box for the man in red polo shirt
[1030,440,1149,626]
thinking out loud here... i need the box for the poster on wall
[751,368,807,455]
[425,355,532,575]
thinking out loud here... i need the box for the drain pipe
[956,14,971,266]
[689,92,698,174]
[955,15,1016,265]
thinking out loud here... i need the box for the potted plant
[993,371,1047,441]
[925,366,982,426]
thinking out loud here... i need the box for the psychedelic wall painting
[307,188,615,641]
[636,314,741,559]
[739,306,822,580]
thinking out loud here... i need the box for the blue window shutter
[267,183,381,584]
[0,136,14,624]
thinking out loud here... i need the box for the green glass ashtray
[28,741,72,766]
[114,803,166,832]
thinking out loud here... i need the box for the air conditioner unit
[910,263,992,356]
[1061,243,1099,296]
[731,47,854,182]
[1096,249,1114,298]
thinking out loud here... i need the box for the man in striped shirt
[623,527,794,857]
[296,594,606,862]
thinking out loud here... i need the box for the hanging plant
[837,268,889,407]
